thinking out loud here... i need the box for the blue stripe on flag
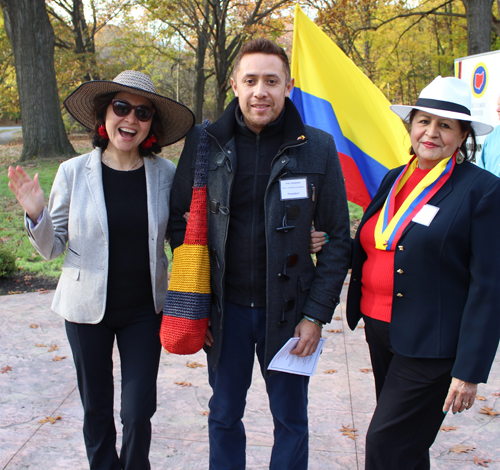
[290,87,389,197]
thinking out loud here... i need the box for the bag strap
[193,119,210,188]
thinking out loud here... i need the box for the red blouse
[359,167,431,322]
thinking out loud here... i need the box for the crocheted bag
[160,120,211,355]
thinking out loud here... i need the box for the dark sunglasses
[111,99,155,122]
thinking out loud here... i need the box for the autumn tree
[141,0,212,123]
[462,0,494,55]
[142,0,292,121]
[0,13,17,120]
[47,0,137,81]
[0,0,75,160]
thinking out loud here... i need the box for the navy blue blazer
[347,161,500,384]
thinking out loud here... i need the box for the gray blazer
[26,148,175,324]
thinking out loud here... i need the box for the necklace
[102,152,142,171]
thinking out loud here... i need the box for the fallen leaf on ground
[36,288,50,294]
[359,368,373,374]
[324,369,337,374]
[35,344,46,348]
[30,324,39,329]
[8,291,24,295]
[1,366,13,374]
[23,275,33,281]
[492,392,500,397]
[479,406,499,416]
[174,381,192,387]
[48,345,59,352]
[24,282,31,286]
[440,426,458,432]
[52,355,67,362]
[326,329,342,333]
[186,361,205,369]
[163,349,170,355]
[356,324,365,329]
[476,395,486,401]
[339,425,358,440]
[474,456,492,467]
[201,411,209,417]
[450,444,476,454]
[38,415,61,425]
[332,316,341,321]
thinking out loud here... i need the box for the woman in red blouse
[322,76,500,470]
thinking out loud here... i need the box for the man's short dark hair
[233,38,291,83]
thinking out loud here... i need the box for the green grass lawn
[1,136,363,281]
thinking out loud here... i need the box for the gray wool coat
[169,98,351,372]
[25,148,175,324]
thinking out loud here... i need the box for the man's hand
[290,318,322,357]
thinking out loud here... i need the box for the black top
[224,107,285,308]
[101,163,153,309]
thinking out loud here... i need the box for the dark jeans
[65,303,162,470]
[208,301,309,470]
[363,315,454,470]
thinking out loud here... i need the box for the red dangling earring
[141,134,157,149]
[98,124,109,139]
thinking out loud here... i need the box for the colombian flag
[291,5,409,210]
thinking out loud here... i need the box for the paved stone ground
[1,282,499,470]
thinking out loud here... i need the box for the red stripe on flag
[338,152,371,211]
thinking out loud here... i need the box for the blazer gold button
[398,245,404,251]
[397,293,403,297]
[397,269,403,274]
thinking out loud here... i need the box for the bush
[0,247,17,278]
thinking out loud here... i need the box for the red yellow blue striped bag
[160,120,210,355]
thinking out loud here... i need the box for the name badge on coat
[412,204,439,226]
[280,177,308,200]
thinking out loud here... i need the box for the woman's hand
[204,320,213,347]
[8,165,45,222]
[310,228,329,254]
[443,377,477,414]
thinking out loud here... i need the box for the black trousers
[363,315,454,470]
[65,303,162,470]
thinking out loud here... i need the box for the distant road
[0,126,22,145]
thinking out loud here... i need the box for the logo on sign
[471,63,488,98]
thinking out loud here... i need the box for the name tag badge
[412,204,439,226]
[280,177,308,201]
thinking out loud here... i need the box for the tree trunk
[0,0,76,161]
[462,0,493,55]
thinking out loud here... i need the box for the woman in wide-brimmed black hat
[8,70,194,470]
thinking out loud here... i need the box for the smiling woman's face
[104,91,153,156]
[410,110,468,169]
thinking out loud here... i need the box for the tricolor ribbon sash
[374,153,456,251]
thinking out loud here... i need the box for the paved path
[1,282,499,469]
[0,127,22,145]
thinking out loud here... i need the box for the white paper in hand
[267,337,326,377]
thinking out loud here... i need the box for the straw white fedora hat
[390,76,493,136]
[64,70,195,147]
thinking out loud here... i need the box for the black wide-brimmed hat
[63,70,195,146]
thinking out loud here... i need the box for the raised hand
[8,165,45,222]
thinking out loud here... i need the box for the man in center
[169,38,351,469]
